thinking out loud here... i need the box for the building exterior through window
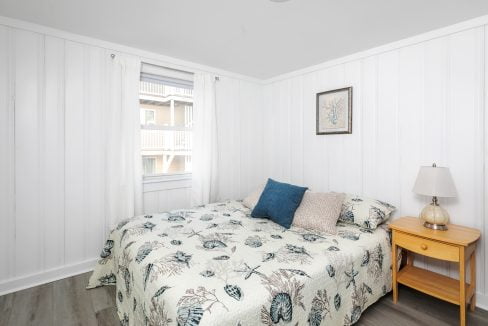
[140,64,193,176]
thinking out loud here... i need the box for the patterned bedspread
[87,200,392,326]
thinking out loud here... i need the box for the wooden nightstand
[389,217,480,326]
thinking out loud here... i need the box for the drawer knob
[421,244,428,250]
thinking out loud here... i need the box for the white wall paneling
[0,25,15,283]
[216,77,266,200]
[1,13,488,309]
[14,28,43,277]
[43,36,66,271]
[0,22,264,295]
[64,41,85,265]
[142,179,192,213]
[262,26,488,308]
[0,29,111,294]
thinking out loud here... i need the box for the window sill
[143,173,192,193]
[143,173,192,184]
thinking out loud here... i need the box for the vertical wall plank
[43,36,66,269]
[215,77,235,200]
[238,80,250,196]
[376,50,401,206]
[84,46,106,260]
[484,25,488,297]
[251,82,266,188]
[215,77,228,199]
[302,71,322,191]
[0,26,14,280]
[238,80,265,195]
[446,29,479,226]
[64,41,85,264]
[446,29,481,281]
[360,56,378,197]
[343,61,362,194]
[262,83,274,180]
[472,26,485,294]
[397,43,424,217]
[269,82,284,181]
[231,79,241,199]
[13,29,43,276]
[289,76,304,185]
[277,79,292,182]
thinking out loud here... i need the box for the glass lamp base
[423,221,448,230]
[419,200,449,231]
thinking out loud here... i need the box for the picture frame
[316,87,352,135]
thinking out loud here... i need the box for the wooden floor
[1,272,487,326]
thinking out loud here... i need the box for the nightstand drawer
[395,231,459,262]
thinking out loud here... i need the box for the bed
[87,200,392,325]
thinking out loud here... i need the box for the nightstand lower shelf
[397,265,473,306]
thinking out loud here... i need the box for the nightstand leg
[392,239,398,304]
[460,248,466,326]
[470,250,476,312]
[407,250,414,266]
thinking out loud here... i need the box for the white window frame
[142,156,157,176]
[143,172,192,184]
[141,108,156,125]
[140,64,194,183]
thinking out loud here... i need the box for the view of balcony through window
[140,66,193,176]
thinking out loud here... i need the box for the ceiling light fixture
[269,0,291,2]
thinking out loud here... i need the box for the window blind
[140,63,193,89]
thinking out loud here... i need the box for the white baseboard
[477,292,488,311]
[0,258,98,296]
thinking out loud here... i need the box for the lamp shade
[412,165,457,197]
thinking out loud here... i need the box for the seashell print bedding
[87,200,392,325]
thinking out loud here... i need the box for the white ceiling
[1,0,488,79]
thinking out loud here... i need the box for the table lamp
[412,163,457,230]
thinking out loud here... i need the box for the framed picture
[316,87,352,135]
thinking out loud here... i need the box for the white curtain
[192,73,219,206]
[105,53,143,229]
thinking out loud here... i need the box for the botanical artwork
[316,87,352,134]
[87,200,391,325]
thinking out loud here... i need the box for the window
[140,63,193,177]
[140,109,155,125]
[142,157,156,175]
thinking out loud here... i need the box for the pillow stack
[243,179,395,234]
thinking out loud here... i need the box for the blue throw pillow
[251,179,308,229]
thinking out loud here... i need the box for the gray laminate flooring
[0,272,487,325]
